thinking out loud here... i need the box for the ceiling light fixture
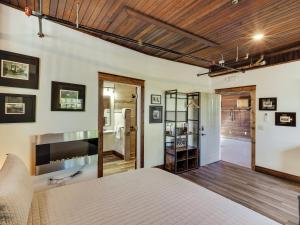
[253,33,264,41]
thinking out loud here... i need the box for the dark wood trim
[113,151,124,160]
[98,77,104,178]
[215,85,256,170]
[98,72,145,177]
[140,84,145,168]
[125,7,218,47]
[255,166,300,184]
[99,72,145,86]
[153,164,164,169]
[215,85,256,94]
[103,150,124,160]
[102,150,114,156]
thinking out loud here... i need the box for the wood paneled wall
[221,93,251,139]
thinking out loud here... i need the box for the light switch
[264,113,269,122]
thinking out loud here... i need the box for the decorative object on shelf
[187,99,200,108]
[51,81,86,111]
[176,137,187,148]
[0,50,39,89]
[0,93,36,123]
[151,94,161,104]
[149,105,163,123]
[275,112,296,127]
[259,98,277,111]
[164,90,200,174]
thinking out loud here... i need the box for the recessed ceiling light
[253,33,264,41]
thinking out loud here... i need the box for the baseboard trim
[153,164,164,169]
[103,150,124,160]
[255,166,300,183]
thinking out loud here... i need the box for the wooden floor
[180,161,300,225]
[103,154,135,176]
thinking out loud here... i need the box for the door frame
[98,72,145,177]
[215,85,256,170]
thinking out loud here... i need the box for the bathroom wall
[103,83,137,158]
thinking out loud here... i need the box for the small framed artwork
[275,112,296,127]
[149,105,163,123]
[0,93,36,123]
[51,81,86,111]
[0,50,39,89]
[151,94,161,105]
[259,98,277,111]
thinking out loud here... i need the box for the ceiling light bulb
[253,33,264,41]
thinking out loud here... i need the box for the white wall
[212,62,300,176]
[4,4,299,178]
[0,4,210,170]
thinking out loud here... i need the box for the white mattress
[27,168,281,225]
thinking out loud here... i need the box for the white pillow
[0,154,33,225]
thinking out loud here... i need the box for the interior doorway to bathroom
[98,72,144,177]
[215,86,256,170]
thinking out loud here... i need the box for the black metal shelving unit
[164,90,200,174]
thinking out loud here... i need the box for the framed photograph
[51,81,86,111]
[275,112,296,127]
[0,93,36,123]
[0,50,39,89]
[259,98,277,111]
[151,94,161,105]
[149,105,163,123]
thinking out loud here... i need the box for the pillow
[0,154,33,225]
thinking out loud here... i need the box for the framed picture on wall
[259,98,277,111]
[149,105,163,123]
[51,81,86,111]
[0,93,36,123]
[275,112,296,127]
[0,50,39,89]
[151,94,161,104]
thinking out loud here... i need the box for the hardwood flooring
[103,154,135,176]
[179,161,300,225]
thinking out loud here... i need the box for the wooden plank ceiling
[2,0,300,69]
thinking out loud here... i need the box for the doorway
[98,72,144,178]
[215,86,256,170]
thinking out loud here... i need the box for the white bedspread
[27,168,280,225]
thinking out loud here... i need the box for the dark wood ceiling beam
[124,7,218,47]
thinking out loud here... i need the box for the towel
[114,124,122,139]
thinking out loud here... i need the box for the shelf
[164,89,200,174]
[188,156,198,160]
[165,134,186,138]
[165,133,199,137]
[177,158,187,162]
[166,110,187,112]
[166,120,187,123]
[166,146,197,153]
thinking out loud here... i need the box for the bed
[0,154,281,225]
